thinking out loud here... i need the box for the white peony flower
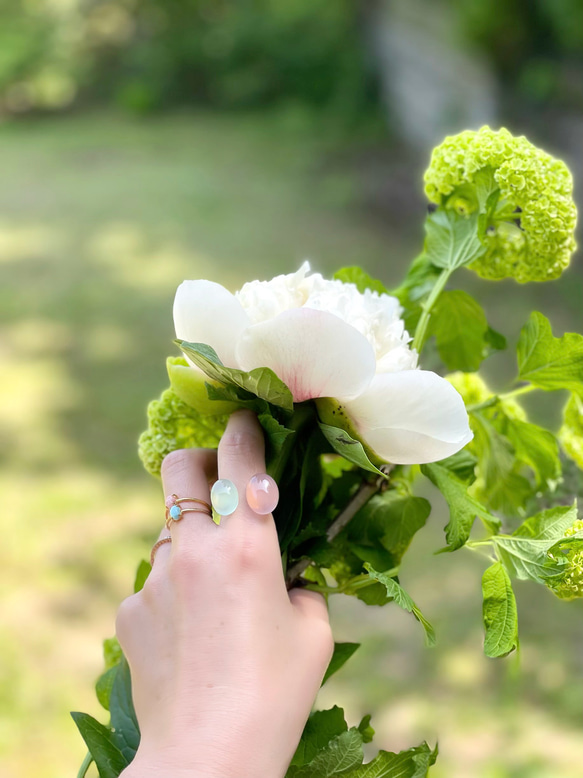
[173,262,473,464]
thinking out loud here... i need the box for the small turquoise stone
[211,479,239,517]
[169,505,182,521]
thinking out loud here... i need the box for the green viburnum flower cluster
[446,372,525,419]
[424,126,577,282]
[138,388,227,476]
[547,519,583,600]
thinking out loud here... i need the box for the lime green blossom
[446,372,526,420]
[424,127,577,282]
[138,388,227,477]
[547,519,583,600]
[559,393,583,470]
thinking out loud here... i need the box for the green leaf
[357,715,375,745]
[167,356,240,415]
[504,419,561,488]
[482,562,519,658]
[513,503,578,542]
[291,707,349,768]
[391,253,442,334]
[95,666,118,712]
[178,340,294,411]
[429,290,489,371]
[133,560,151,593]
[348,492,431,566]
[103,637,122,670]
[421,463,498,549]
[469,412,533,515]
[437,450,478,483]
[424,210,486,271]
[492,535,565,584]
[71,712,128,778]
[291,728,364,777]
[109,657,140,762]
[319,422,386,477]
[517,312,583,394]
[258,413,295,459]
[363,564,436,646]
[334,267,388,294]
[322,643,361,685]
[343,742,438,777]
[484,326,507,354]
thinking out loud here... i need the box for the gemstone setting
[211,479,239,516]
[246,474,279,515]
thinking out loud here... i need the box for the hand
[116,410,334,778]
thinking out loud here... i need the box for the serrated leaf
[425,210,486,271]
[334,266,388,294]
[513,503,578,542]
[290,707,349,768]
[422,463,498,549]
[343,742,438,777]
[482,562,519,658]
[133,560,151,593]
[492,535,565,584]
[71,712,128,778]
[322,643,361,685]
[363,565,436,646]
[517,312,583,395]
[318,422,386,477]
[178,340,294,411]
[292,728,364,777]
[109,657,140,762]
[437,450,478,483]
[429,290,489,371]
[258,413,295,459]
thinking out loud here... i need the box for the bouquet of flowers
[73,126,583,777]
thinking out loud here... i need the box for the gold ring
[150,536,172,565]
[165,493,212,528]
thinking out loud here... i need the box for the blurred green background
[2,1,583,776]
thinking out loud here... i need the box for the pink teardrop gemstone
[165,494,177,508]
[246,474,279,515]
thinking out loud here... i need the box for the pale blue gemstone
[211,479,239,516]
[169,505,182,521]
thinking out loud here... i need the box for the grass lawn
[1,110,582,778]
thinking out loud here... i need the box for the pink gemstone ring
[246,474,279,515]
[164,493,213,528]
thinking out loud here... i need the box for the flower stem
[77,752,93,778]
[412,267,453,353]
[285,466,392,589]
[467,383,537,413]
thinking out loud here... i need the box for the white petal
[236,308,376,403]
[174,280,250,367]
[344,370,473,464]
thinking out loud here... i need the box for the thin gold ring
[165,494,212,528]
[150,536,172,566]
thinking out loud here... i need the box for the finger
[288,587,331,624]
[216,409,268,524]
[160,447,218,549]
[217,409,284,581]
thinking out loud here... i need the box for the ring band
[165,493,213,528]
[150,536,172,565]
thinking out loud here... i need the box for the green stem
[467,383,538,414]
[77,752,93,778]
[268,402,314,485]
[412,267,453,353]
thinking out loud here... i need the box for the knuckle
[219,429,262,461]
[161,448,201,480]
[168,544,203,583]
[115,593,141,644]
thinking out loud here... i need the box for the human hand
[116,410,334,778]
